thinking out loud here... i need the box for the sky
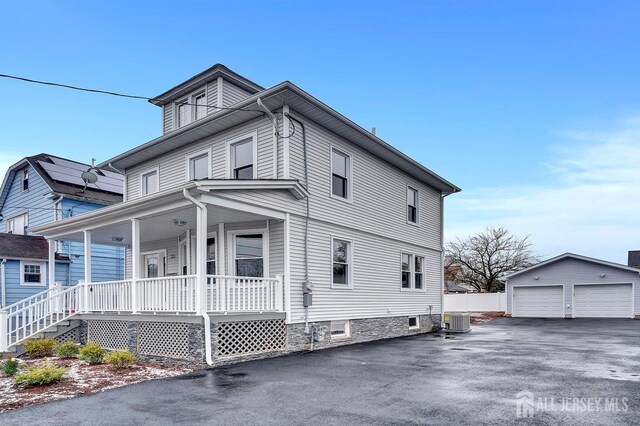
[0,1,639,263]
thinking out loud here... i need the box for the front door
[144,252,165,278]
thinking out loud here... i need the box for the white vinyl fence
[444,292,506,312]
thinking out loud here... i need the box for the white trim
[178,237,189,275]
[19,260,46,286]
[406,185,420,226]
[20,167,29,192]
[216,77,223,109]
[330,235,354,289]
[571,282,634,319]
[226,130,258,179]
[205,230,219,275]
[284,214,291,324]
[505,253,640,279]
[329,145,353,204]
[5,211,28,235]
[185,147,212,181]
[173,86,209,130]
[330,320,351,340]
[199,193,287,220]
[399,250,427,292]
[139,166,160,196]
[408,316,420,329]
[510,283,565,318]
[227,228,269,278]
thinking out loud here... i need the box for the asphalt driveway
[2,318,639,425]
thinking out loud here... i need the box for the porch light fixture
[173,219,187,227]
[111,236,124,243]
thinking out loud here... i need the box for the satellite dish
[81,171,98,184]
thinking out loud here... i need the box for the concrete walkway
[2,318,639,425]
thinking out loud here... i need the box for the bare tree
[445,227,538,293]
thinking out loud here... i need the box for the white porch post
[83,230,92,312]
[131,218,140,314]
[48,239,56,289]
[218,222,226,311]
[195,205,208,314]
[284,213,291,323]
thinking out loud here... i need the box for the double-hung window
[194,93,207,120]
[402,253,425,290]
[206,237,216,275]
[175,91,208,129]
[141,169,159,195]
[331,148,351,200]
[230,138,255,179]
[407,187,419,224]
[21,168,29,191]
[234,234,264,277]
[332,237,352,287]
[21,262,44,286]
[188,152,209,180]
[177,100,190,128]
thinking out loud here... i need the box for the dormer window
[21,168,29,192]
[175,90,208,129]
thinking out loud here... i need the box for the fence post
[220,278,227,312]
[275,275,284,312]
[0,310,7,352]
[81,280,90,313]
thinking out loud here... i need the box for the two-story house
[0,154,124,307]
[4,65,459,366]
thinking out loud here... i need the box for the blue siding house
[0,154,124,307]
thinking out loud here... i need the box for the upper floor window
[21,168,29,191]
[187,151,210,180]
[331,147,351,200]
[407,187,419,224]
[229,136,256,179]
[175,91,208,129]
[141,168,159,195]
[332,237,353,287]
[177,100,190,128]
[402,252,424,290]
[7,212,28,235]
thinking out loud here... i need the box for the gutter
[182,188,214,366]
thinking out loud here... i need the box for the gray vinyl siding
[289,215,442,323]
[126,116,276,200]
[506,258,640,316]
[163,104,173,134]
[206,80,218,113]
[293,115,442,250]
[268,219,284,278]
[222,80,252,107]
[141,237,179,276]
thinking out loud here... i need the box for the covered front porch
[34,183,299,318]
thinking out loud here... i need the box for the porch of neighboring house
[0,186,296,362]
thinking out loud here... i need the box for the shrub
[22,338,56,357]
[104,350,137,368]
[54,341,80,358]
[14,363,66,387]
[2,354,18,376]
[79,341,105,364]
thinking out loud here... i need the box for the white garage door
[513,286,564,318]
[574,284,633,318]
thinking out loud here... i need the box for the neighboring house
[0,154,124,307]
[444,264,477,293]
[504,253,640,319]
[5,64,460,365]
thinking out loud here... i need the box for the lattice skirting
[87,320,129,350]
[217,319,286,357]
[55,326,81,344]
[137,322,190,359]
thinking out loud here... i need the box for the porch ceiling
[50,204,275,246]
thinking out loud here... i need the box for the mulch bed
[0,357,194,413]
[470,311,505,325]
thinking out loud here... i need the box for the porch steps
[7,319,82,355]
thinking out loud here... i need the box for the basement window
[408,316,419,329]
[330,320,351,340]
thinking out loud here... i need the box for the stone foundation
[73,314,441,368]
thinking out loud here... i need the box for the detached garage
[505,253,639,319]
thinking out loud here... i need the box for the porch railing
[207,275,283,312]
[86,279,133,312]
[136,276,198,313]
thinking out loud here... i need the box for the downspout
[1,259,6,308]
[183,189,214,366]
[285,112,312,333]
[107,163,127,202]
[256,98,280,137]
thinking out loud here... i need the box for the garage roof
[505,252,640,279]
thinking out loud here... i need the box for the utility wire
[0,73,265,113]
